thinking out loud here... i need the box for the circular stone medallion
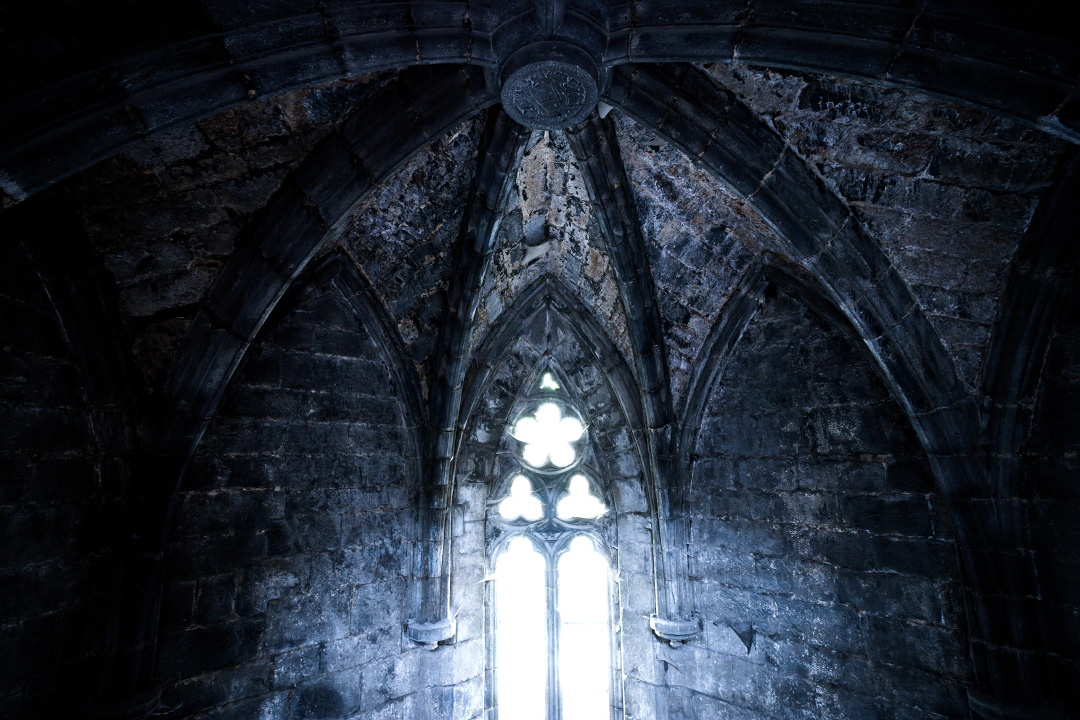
[501,60,599,130]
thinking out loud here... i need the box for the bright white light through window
[556,475,607,520]
[558,536,612,720]
[498,475,543,522]
[495,537,548,720]
[492,363,616,719]
[512,402,585,469]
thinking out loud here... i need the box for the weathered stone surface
[0,240,112,719]
[340,118,482,402]
[472,129,635,369]
[614,114,769,409]
[682,289,969,718]
[1025,287,1080,707]
[455,298,652,719]
[65,74,389,392]
[705,63,1070,391]
[0,11,1077,717]
[160,282,431,719]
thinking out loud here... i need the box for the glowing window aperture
[498,475,543,522]
[491,362,614,719]
[511,402,585,469]
[558,536,612,720]
[556,474,607,520]
[495,537,548,720]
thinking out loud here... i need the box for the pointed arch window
[488,362,617,720]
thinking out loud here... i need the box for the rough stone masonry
[0,2,1078,720]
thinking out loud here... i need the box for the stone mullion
[407,109,530,645]
[565,114,697,641]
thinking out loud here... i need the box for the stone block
[349,579,405,637]
[835,569,944,625]
[290,672,363,720]
[158,659,272,715]
[840,495,933,537]
[237,559,310,616]
[271,644,321,690]
[870,536,957,580]
[359,654,421,711]
[196,573,239,624]
[265,587,350,654]
[168,531,269,579]
[865,616,966,676]
[157,619,267,680]
[160,579,197,633]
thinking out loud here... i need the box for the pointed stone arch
[603,63,1048,705]
[602,62,982,496]
[153,65,492,492]
[419,274,697,648]
[0,191,144,711]
[565,113,697,639]
[678,256,935,495]
[281,250,428,456]
[0,3,493,203]
[407,107,531,643]
[983,152,1080,496]
[676,252,975,720]
[152,247,430,719]
[461,276,644,457]
[109,65,494,703]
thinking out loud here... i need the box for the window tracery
[488,360,616,720]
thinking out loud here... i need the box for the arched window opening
[488,361,616,720]
[494,536,548,720]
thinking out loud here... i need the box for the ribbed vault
[2,4,1079,719]
[2,1,1079,206]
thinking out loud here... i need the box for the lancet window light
[488,362,617,720]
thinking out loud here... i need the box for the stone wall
[706,64,1068,392]
[341,118,481,403]
[475,130,635,370]
[671,289,970,719]
[68,75,387,392]
[157,278,433,719]
[0,240,108,718]
[614,113,770,409]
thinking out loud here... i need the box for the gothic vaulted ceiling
[2,0,1079,717]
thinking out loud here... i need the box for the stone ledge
[405,616,457,649]
[650,615,701,645]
